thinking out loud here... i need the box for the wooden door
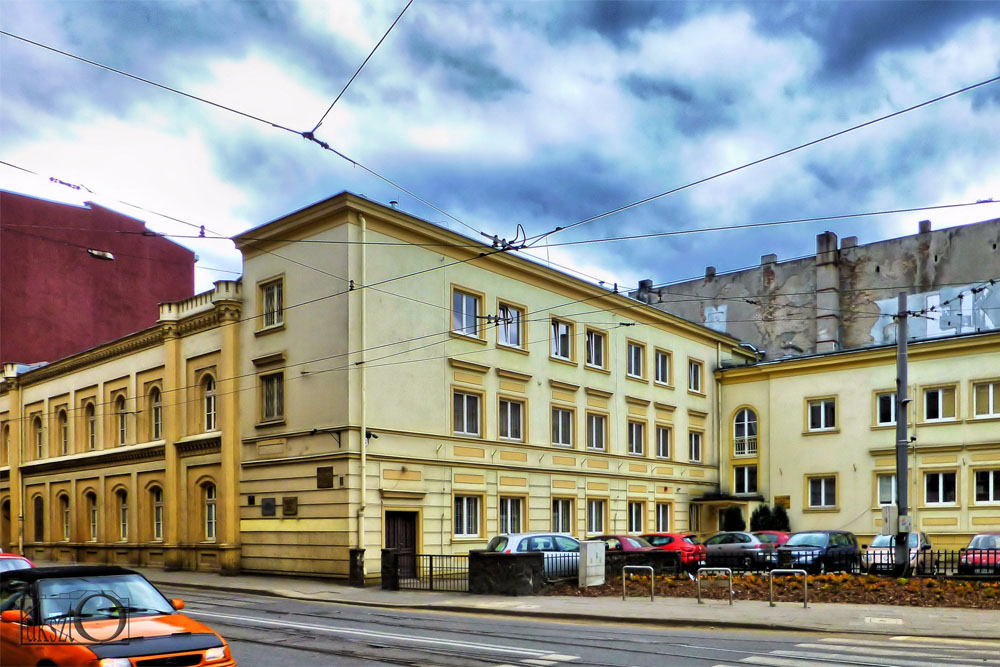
[385,511,417,577]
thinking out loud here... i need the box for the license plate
[975,567,992,574]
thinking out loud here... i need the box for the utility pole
[894,293,911,572]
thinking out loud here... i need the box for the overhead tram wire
[0,29,483,237]
[522,72,1000,247]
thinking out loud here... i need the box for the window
[808,398,837,431]
[688,360,703,393]
[924,471,957,505]
[33,496,44,542]
[203,376,217,432]
[152,488,164,541]
[627,501,644,534]
[551,319,572,360]
[808,476,837,508]
[586,499,606,534]
[689,504,702,532]
[117,491,128,541]
[655,350,672,385]
[116,395,127,446]
[627,421,645,455]
[656,503,671,532]
[87,493,98,540]
[552,407,573,447]
[86,403,96,450]
[877,473,897,506]
[499,497,522,534]
[689,431,702,463]
[453,391,481,436]
[656,425,671,458]
[876,392,896,426]
[733,408,757,456]
[150,388,162,440]
[59,410,68,456]
[260,278,284,328]
[452,289,480,337]
[60,496,70,541]
[586,413,606,451]
[497,303,523,348]
[204,483,217,541]
[261,372,284,422]
[974,381,1000,418]
[923,386,956,421]
[975,469,1000,504]
[627,342,644,378]
[734,465,757,494]
[585,330,605,368]
[454,495,480,537]
[33,416,43,459]
[552,498,573,533]
[498,398,524,441]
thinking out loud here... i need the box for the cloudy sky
[2,0,999,293]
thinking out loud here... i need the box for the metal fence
[398,554,470,592]
[698,549,1000,579]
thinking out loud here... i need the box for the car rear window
[645,535,673,546]
[683,535,701,545]
[554,536,579,552]
[624,537,651,548]
[786,533,829,548]
[486,536,508,552]
[756,534,777,544]
[0,559,32,573]
[969,535,1000,549]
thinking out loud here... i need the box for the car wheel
[742,556,754,570]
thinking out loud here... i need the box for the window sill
[972,414,1000,422]
[654,381,674,390]
[585,364,611,374]
[627,451,645,458]
[551,442,574,449]
[732,453,758,459]
[497,343,529,355]
[627,374,649,384]
[451,536,484,542]
[802,507,839,513]
[254,323,285,337]
[687,389,706,398]
[449,331,487,345]
[256,418,286,429]
[871,424,896,430]
[919,503,959,509]
[586,447,606,453]
[549,355,577,367]
[802,428,840,436]
[918,419,960,426]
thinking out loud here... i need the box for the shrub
[749,505,773,531]
[721,505,746,531]
[771,504,791,531]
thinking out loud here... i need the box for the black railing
[398,554,470,592]
[543,551,580,581]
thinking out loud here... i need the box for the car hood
[46,613,224,655]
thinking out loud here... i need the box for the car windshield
[969,535,1000,549]
[37,574,175,622]
[624,537,652,548]
[0,559,31,573]
[870,533,919,548]
[755,534,778,544]
[683,536,702,546]
[486,536,508,552]
[786,533,829,548]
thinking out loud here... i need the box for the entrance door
[385,511,418,577]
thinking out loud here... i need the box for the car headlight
[206,646,227,661]
[99,659,132,667]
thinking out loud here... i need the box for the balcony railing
[734,436,757,457]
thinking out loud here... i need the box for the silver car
[703,531,774,569]
[486,533,580,579]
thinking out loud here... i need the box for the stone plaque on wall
[261,497,276,516]
[282,496,298,516]
[775,495,791,509]
[317,466,334,489]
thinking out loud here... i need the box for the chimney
[705,266,716,279]
[919,219,931,234]
[637,279,654,303]
[815,231,841,353]
[761,254,777,265]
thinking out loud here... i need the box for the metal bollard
[696,568,733,605]
[622,565,655,601]
[768,568,808,608]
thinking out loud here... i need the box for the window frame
[733,408,758,457]
[655,424,672,459]
[923,470,958,506]
[972,380,1000,419]
[552,497,574,534]
[875,390,897,427]
[687,359,704,394]
[115,394,128,446]
[551,405,575,448]
[627,420,646,456]
[60,494,71,541]
[451,285,484,340]
[655,502,671,532]
[654,349,673,387]
[204,483,217,542]
[58,409,69,456]
[117,490,128,542]
[806,475,838,510]
[259,371,285,424]
[258,276,285,331]
[87,492,98,541]
[586,411,608,452]
[33,495,44,542]
[497,396,525,442]
[550,318,575,362]
[922,384,957,423]
[152,487,164,541]
[585,328,607,370]
[688,429,703,463]
[627,500,645,534]
[33,415,43,459]
[150,387,163,440]
[453,494,482,538]
[734,465,758,495]
[85,402,97,450]
[626,340,646,380]
[498,496,524,534]
[806,396,838,433]
[453,389,483,438]
[586,498,607,535]
[496,300,526,350]
[973,468,1000,505]
[876,472,897,506]
[203,375,217,432]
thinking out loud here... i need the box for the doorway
[385,511,418,577]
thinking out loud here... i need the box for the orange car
[1,565,235,666]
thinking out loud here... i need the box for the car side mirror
[170,599,185,611]
[861,544,868,549]
[1,610,27,624]
[921,544,931,551]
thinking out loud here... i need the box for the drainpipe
[358,213,368,574]
[716,343,723,493]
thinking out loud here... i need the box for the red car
[0,554,34,573]
[958,532,1000,575]
[592,535,654,552]
[752,531,792,547]
[640,532,706,567]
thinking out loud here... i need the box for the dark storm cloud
[541,0,692,47]
[402,30,524,102]
[622,73,736,134]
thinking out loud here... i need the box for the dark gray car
[703,531,773,569]
[777,530,861,573]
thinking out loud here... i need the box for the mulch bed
[544,572,1000,609]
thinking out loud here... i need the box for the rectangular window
[877,473,897,506]
[454,495,480,537]
[453,391,481,437]
[498,398,524,441]
[62,500,70,541]
[205,485,217,541]
[688,431,702,462]
[734,465,757,494]
[876,392,896,426]
[153,490,163,541]
[808,476,837,508]
[627,501,644,534]
[586,499,605,534]
[627,342,644,378]
[499,497,523,534]
[89,498,98,541]
[924,386,956,421]
[260,279,284,328]
[627,421,645,455]
[974,381,1000,418]
[452,289,480,337]
[808,398,837,431]
[689,504,701,532]
[656,425,671,458]
[497,303,523,348]
[975,469,1000,503]
[655,350,671,385]
[261,372,284,422]
[925,471,957,505]
[656,503,671,532]
[551,319,572,360]
[552,407,573,447]
[586,413,606,451]
[585,330,605,368]
[552,498,573,533]
[688,360,702,393]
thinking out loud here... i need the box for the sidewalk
[35,561,1000,640]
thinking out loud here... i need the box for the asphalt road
[161,585,1000,667]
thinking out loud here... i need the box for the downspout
[358,213,368,574]
[716,343,723,494]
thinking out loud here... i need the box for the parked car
[0,555,34,573]
[486,533,580,578]
[0,565,235,666]
[703,531,774,569]
[640,532,706,568]
[862,531,936,574]
[776,530,861,574]
[752,531,792,547]
[958,532,1000,575]
[592,535,654,552]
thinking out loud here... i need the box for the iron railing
[398,554,469,592]
[733,436,758,457]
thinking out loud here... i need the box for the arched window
[733,408,758,457]
[116,396,128,446]
[60,495,71,541]
[117,490,128,541]
[204,483,217,541]
[59,410,69,456]
[87,492,98,541]
[203,376,216,432]
[86,403,97,450]
[150,388,163,440]
[151,487,164,541]
[33,416,43,459]
[1,423,9,466]
[33,496,44,542]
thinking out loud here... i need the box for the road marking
[772,650,977,667]
[889,636,1000,647]
[188,609,561,658]
[735,657,829,667]
[798,643,1000,662]
[539,655,578,662]
[820,638,1000,655]
[865,616,904,625]
[521,660,556,666]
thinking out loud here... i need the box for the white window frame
[585,330,605,368]
[153,488,164,541]
[924,471,957,505]
[586,499,606,535]
[923,386,956,422]
[974,469,1000,504]
[205,483,217,541]
[656,503,671,532]
[86,403,96,450]
[808,398,837,432]
[876,392,896,426]
[261,279,284,328]
[627,501,644,534]
[499,496,522,534]
[552,407,573,447]
[688,360,702,393]
[497,303,523,348]
[551,319,572,360]
[586,413,606,451]
[973,381,1000,418]
[150,388,162,440]
[877,473,897,506]
[118,491,128,541]
[61,496,70,541]
[261,372,284,422]
[88,494,98,541]
[498,398,524,442]
[655,350,671,385]
[689,431,702,463]
[204,376,217,432]
[59,411,68,456]
[656,425,671,459]
[452,289,480,337]
[116,396,128,446]
[627,421,645,455]
[808,476,837,508]
[734,465,757,495]
[552,498,573,533]
[453,391,481,437]
[34,417,43,458]
[454,495,480,537]
[733,408,757,456]
[627,342,644,378]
